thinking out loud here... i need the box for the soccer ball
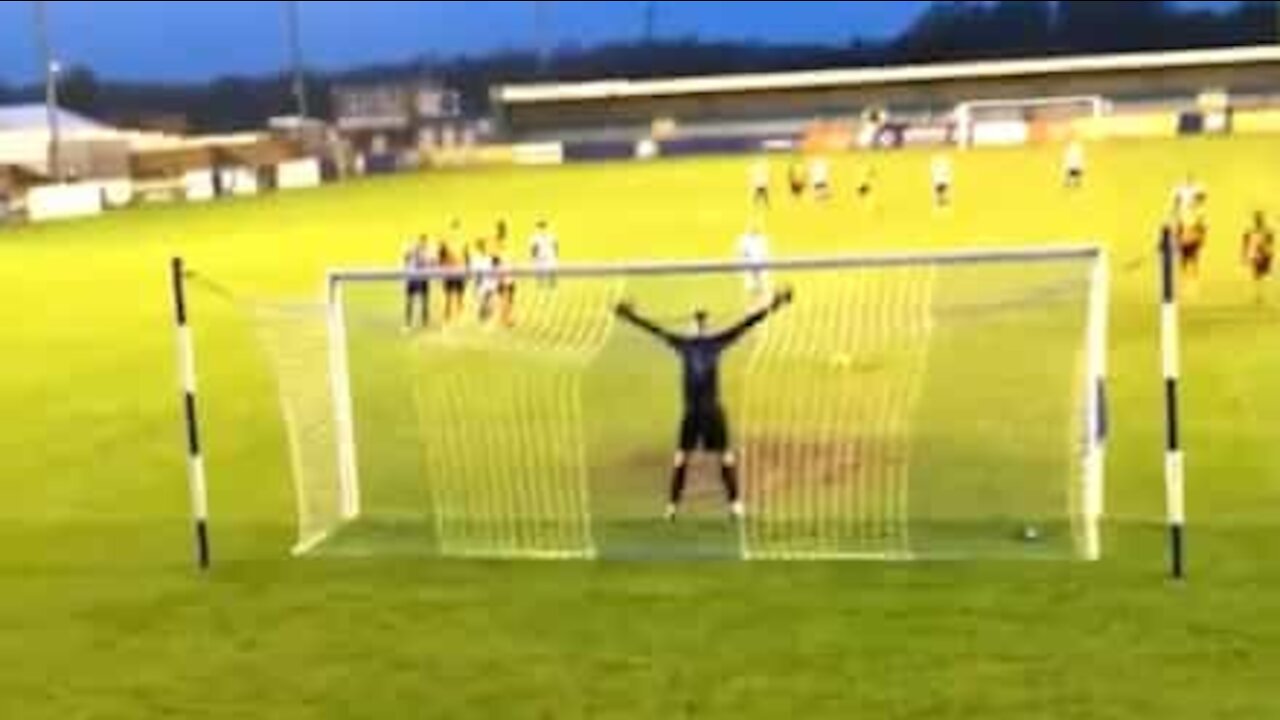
[1020,525,1041,543]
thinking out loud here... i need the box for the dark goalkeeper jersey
[622,307,772,413]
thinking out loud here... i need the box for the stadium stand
[491,45,1280,162]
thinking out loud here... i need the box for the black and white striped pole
[1159,226,1186,580]
[171,257,211,570]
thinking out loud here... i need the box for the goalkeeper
[615,287,794,521]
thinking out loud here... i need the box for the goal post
[326,275,362,523]
[250,245,1109,561]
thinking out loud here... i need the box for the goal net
[954,95,1108,147]
[250,246,1108,561]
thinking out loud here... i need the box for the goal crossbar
[956,95,1107,116]
[328,245,1103,285]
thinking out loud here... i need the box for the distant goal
[954,95,1109,147]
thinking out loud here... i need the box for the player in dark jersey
[1242,210,1275,303]
[855,163,876,201]
[788,159,807,200]
[615,287,794,521]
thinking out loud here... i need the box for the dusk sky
[0,1,1240,84]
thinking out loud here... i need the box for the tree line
[0,1,1276,133]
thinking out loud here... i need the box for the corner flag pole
[1159,227,1186,580]
[171,257,211,570]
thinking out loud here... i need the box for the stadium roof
[496,45,1280,104]
[0,104,109,133]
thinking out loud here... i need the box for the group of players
[401,219,559,331]
[749,140,1093,211]
[1168,177,1275,302]
[748,142,1274,302]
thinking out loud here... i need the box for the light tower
[284,0,309,119]
[32,0,63,182]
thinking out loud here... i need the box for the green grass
[2,137,1280,717]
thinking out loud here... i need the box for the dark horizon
[0,1,931,84]
[0,1,1240,85]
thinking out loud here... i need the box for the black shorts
[1253,255,1273,279]
[445,279,466,296]
[499,282,516,300]
[790,181,805,197]
[679,407,729,453]
[406,280,428,297]
[1180,241,1204,265]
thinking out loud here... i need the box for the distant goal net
[252,246,1108,561]
[954,95,1108,147]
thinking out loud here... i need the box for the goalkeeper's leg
[668,452,689,521]
[709,409,743,518]
[721,453,742,519]
[667,414,699,520]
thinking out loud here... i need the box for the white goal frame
[314,244,1109,561]
[954,95,1109,148]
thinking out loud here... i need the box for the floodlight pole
[534,1,552,76]
[643,1,657,44]
[285,0,309,119]
[32,0,63,182]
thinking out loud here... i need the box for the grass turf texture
[2,136,1279,717]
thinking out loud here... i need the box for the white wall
[219,167,259,197]
[26,183,104,222]
[276,158,322,190]
[184,170,215,202]
[513,142,564,166]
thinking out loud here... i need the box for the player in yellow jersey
[1176,197,1208,282]
[438,220,468,323]
[1242,211,1275,304]
[493,233,517,328]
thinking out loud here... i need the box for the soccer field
[2,136,1279,717]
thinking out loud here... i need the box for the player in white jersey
[809,157,832,201]
[402,235,434,331]
[1063,140,1086,190]
[931,154,953,208]
[1172,176,1204,218]
[738,222,771,305]
[749,158,771,208]
[470,238,498,323]
[529,220,559,289]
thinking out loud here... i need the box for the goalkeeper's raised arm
[614,301,679,345]
[714,286,793,346]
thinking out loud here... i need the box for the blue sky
[0,1,1241,84]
